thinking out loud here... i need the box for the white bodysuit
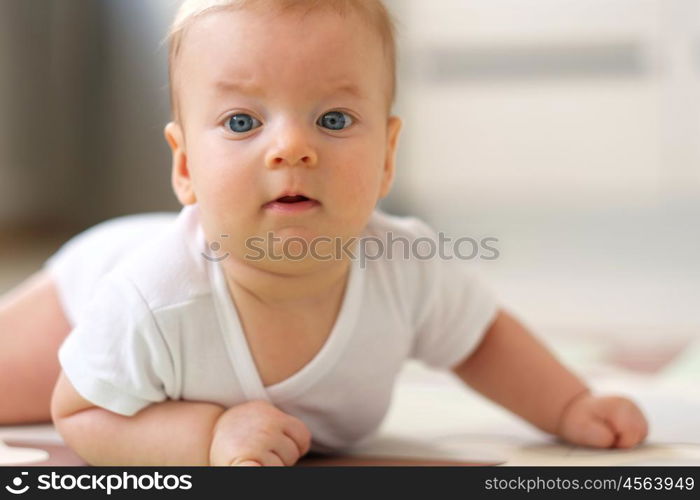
[48,205,498,452]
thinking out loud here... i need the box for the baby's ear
[164,122,196,205]
[379,116,403,199]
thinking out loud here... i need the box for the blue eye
[227,114,261,133]
[318,111,353,131]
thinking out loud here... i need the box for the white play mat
[0,440,49,465]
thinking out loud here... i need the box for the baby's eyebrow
[212,79,366,100]
[214,80,265,96]
[328,83,365,99]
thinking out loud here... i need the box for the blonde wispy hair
[166,0,398,121]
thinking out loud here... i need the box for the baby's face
[166,7,401,272]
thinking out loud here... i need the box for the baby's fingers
[570,418,617,448]
[273,435,305,466]
[283,418,312,457]
[230,458,262,466]
[600,398,648,448]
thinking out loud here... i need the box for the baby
[0,0,647,466]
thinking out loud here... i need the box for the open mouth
[263,193,320,213]
[276,195,311,204]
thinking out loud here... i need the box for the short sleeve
[58,272,175,416]
[408,227,500,370]
[43,213,176,326]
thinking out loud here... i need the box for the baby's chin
[237,249,350,278]
[266,225,325,241]
[254,217,359,245]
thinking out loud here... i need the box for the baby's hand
[209,400,312,466]
[557,392,648,449]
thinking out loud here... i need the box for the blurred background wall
[0,0,179,233]
[1,0,698,346]
[382,0,700,344]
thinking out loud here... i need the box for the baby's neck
[221,257,352,310]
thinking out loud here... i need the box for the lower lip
[263,200,321,214]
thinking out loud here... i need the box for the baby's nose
[266,151,316,168]
[264,126,318,169]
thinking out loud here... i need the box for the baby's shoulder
[112,206,212,312]
[361,209,485,310]
[361,210,441,309]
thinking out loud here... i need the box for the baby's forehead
[181,7,383,62]
[169,5,395,117]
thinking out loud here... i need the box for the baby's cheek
[337,156,384,199]
[203,161,259,201]
[333,174,373,215]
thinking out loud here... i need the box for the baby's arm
[452,310,648,448]
[51,372,224,465]
[51,372,311,466]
